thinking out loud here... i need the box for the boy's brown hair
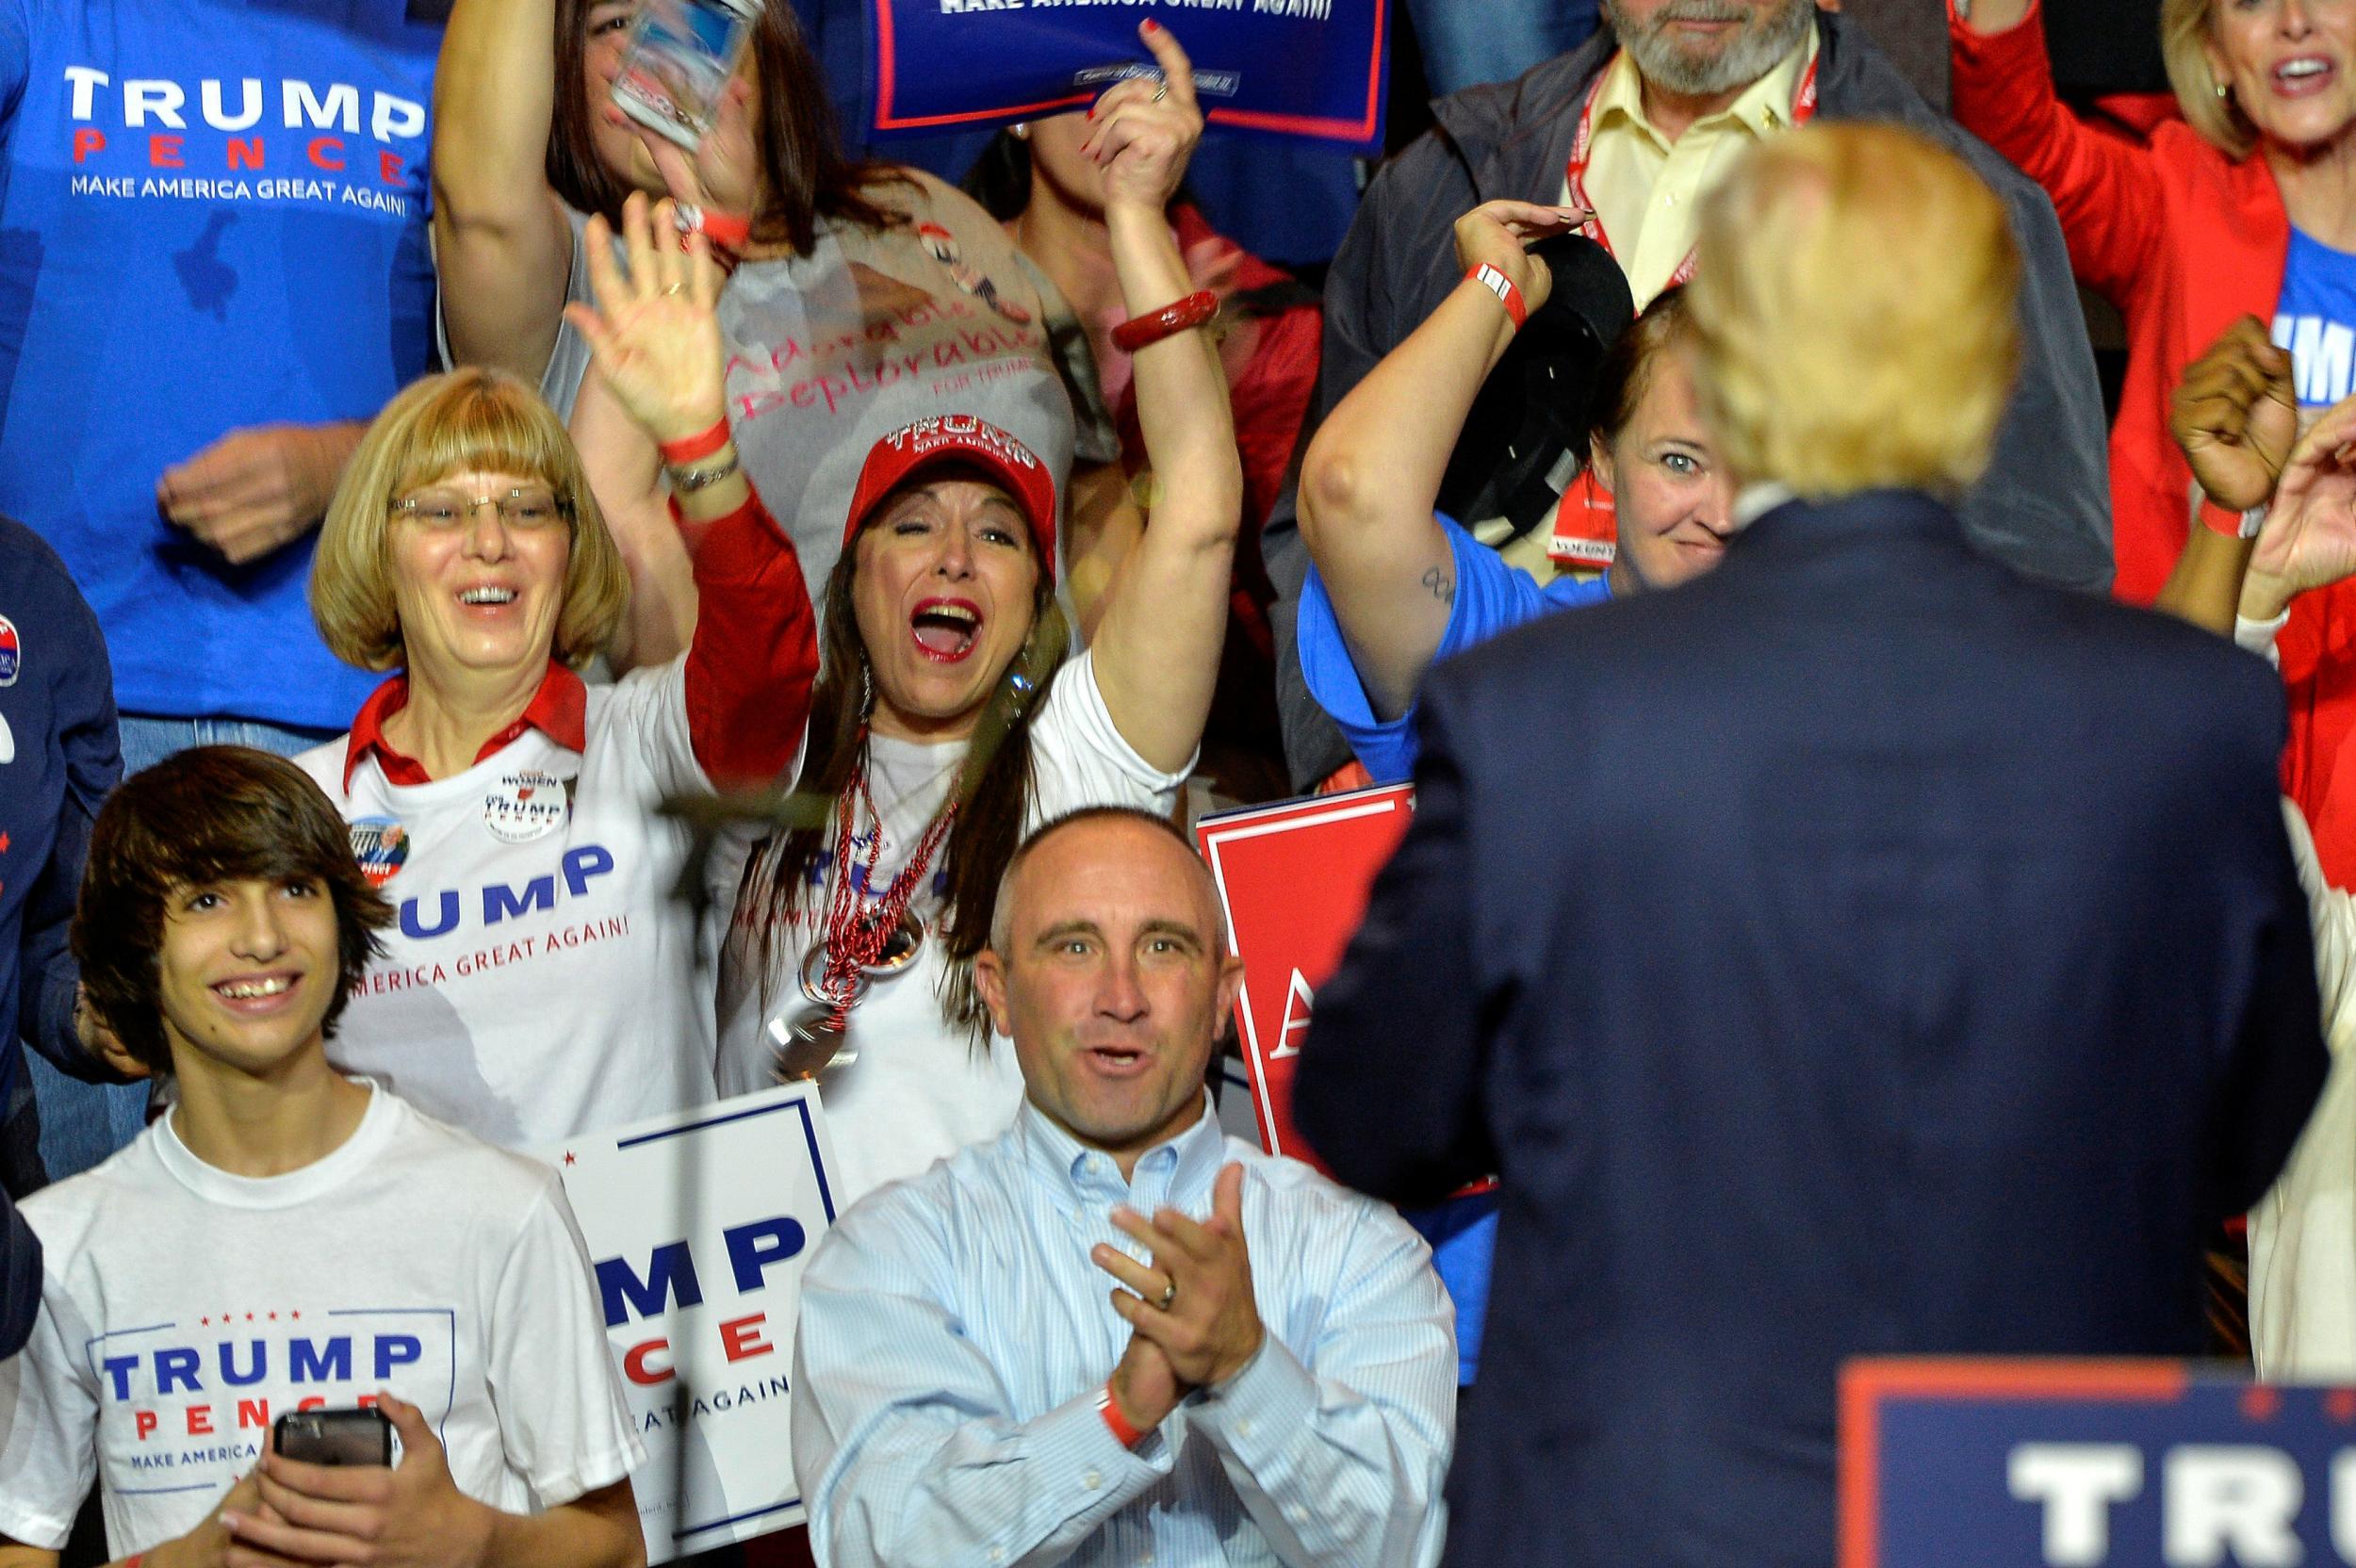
[73,746,393,1073]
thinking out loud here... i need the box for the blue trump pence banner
[868,0,1388,151]
[1841,1359,2356,1567]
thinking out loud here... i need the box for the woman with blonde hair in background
[1953,0,2356,885]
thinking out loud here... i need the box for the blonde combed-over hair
[2162,0,2255,159]
[1686,122,2021,500]
[311,368,627,673]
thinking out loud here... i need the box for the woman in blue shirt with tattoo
[1291,200,1738,1384]
[1296,201,1737,781]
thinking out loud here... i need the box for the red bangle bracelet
[1095,1380,1145,1447]
[659,418,731,466]
[1469,263,1529,331]
[1111,289,1219,354]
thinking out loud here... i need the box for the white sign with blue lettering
[538,1084,841,1562]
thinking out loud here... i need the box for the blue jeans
[1405,0,1600,96]
[25,712,340,1181]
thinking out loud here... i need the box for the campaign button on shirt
[349,817,411,889]
[483,770,568,844]
[0,614,19,687]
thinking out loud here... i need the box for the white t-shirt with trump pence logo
[0,1083,642,1556]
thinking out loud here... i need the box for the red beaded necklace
[809,742,959,1032]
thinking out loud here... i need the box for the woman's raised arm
[1084,24,1245,776]
[434,0,581,384]
[1295,199,1581,722]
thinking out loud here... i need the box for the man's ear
[1215,954,1246,1029]
[974,949,1014,1039]
[76,987,152,1082]
[90,1020,153,1083]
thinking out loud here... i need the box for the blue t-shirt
[0,0,439,728]
[1299,510,1612,782]
[2273,227,2356,411]
[1296,513,1612,1384]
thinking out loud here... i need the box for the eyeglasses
[391,488,572,530]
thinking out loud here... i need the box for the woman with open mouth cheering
[712,22,1243,1204]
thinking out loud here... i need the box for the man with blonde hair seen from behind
[1295,122,2330,1568]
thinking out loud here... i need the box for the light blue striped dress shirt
[790,1098,1457,1567]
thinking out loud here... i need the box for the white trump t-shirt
[0,1083,643,1555]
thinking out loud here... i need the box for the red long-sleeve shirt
[1953,0,2356,886]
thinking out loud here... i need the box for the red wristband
[1469,263,1529,331]
[700,208,753,251]
[1095,1379,1145,1447]
[1110,289,1219,353]
[2198,491,2267,540]
[659,418,732,466]
[125,1557,143,1568]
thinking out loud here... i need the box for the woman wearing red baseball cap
[709,29,1243,1202]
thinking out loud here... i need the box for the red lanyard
[812,754,957,1024]
[1562,47,1820,292]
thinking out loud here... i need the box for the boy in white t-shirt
[0,746,646,1568]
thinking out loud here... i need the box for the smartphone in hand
[612,0,761,151]
[272,1407,394,1467]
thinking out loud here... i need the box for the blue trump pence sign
[1841,1360,2356,1567]
[868,0,1388,151]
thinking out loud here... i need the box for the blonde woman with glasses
[294,193,819,1149]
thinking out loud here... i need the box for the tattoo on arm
[1421,566,1455,605]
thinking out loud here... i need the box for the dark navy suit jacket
[0,1188,32,1358]
[1294,490,2329,1568]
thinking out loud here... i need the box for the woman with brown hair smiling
[298,195,818,1148]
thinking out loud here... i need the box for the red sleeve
[1949,0,2168,304]
[679,488,820,791]
[1231,302,1322,540]
[2275,588,2356,888]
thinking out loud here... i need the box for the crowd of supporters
[1,0,2352,1564]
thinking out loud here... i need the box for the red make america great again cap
[843,415,1058,582]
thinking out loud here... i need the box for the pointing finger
[1137,19,1197,111]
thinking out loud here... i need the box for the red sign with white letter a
[1196,785,1416,1172]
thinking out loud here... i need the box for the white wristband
[2235,609,2289,662]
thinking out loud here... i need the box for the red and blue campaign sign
[867,0,1390,152]
[539,1085,841,1564]
[1841,1359,2356,1566]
